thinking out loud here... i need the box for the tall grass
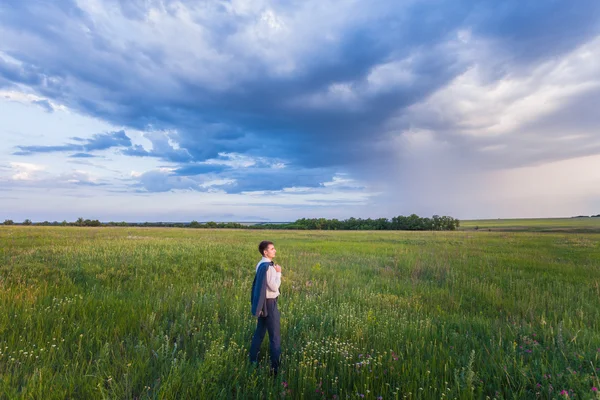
[1,227,599,399]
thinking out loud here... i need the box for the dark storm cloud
[172,164,228,176]
[15,130,131,155]
[69,153,98,158]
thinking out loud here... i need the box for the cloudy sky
[1,0,600,222]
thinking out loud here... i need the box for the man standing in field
[250,240,282,374]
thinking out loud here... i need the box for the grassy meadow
[1,226,599,399]
[460,218,600,233]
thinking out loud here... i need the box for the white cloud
[405,35,600,139]
[322,174,362,188]
[59,170,100,185]
[199,178,236,189]
[0,161,104,189]
[204,152,285,169]
[0,89,67,112]
[8,162,46,181]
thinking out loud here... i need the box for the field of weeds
[1,227,599,399]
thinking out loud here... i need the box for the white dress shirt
[256,256,281,299]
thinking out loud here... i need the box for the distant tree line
[2,214,459,231]
[2,218,101,227]
[1,218,247,228]
[253,215,459,230]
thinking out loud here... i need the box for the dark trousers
[249,298,280,371]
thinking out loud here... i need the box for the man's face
[264,244,276,260]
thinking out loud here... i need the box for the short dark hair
[258,240,273,256]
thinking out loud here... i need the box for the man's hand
[274,264,282,273]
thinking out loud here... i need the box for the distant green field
[461,217,600,232]
[1,227,599,399]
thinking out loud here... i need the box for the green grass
[1,226,599,399]
[460,217,600,233]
